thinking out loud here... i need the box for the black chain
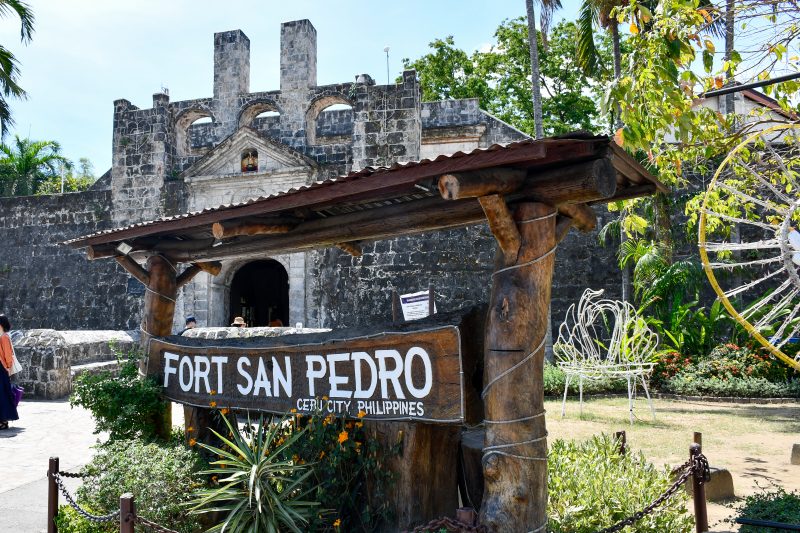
[50,472,120,523]
[595,452,712,533]
[57,470,90,479]
[132,514,182,533]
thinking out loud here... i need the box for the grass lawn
[546,396,800,531]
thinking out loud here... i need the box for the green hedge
[548,435,693,533]
[58,439,206,533]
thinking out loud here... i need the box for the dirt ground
[546,396,800,532]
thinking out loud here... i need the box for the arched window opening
[241,149,258,173]
[306,96,354,145]
[175,110,214,157]
[229,260,289,327]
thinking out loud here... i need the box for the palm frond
[576,0,600,75]
[0,0,34,42]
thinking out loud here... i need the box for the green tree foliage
[0,135,71,196]
[37,157,96,194]
[0,0,34,137]
[403,19,616,136]
[69,347,167,442]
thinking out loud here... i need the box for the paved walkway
[0,399,98,531]
[0,400,183,532]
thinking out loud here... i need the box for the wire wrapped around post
[480,202,556,533]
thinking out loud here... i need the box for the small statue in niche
[241,149,258,172]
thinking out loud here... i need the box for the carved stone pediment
[182,127,319,211]
[181,127,318,180]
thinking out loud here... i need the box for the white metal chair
[553,288,658,424]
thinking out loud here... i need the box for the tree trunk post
[141,254,178,438]
[481,202,555,532]
[48,456,59,533]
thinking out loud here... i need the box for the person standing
[178,316,196,335]
[0,315,19,430]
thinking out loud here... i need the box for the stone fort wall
[0,190,142,331]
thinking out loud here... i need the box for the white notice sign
[400,290,436,321]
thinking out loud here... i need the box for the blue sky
[0,0,582,172]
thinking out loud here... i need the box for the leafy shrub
[707,343,790,381]
[55,504,115,533]
[663,374,800,398]
[730,486,800,532]
[77,439,205,533]
[190,414,319,532]
[70,346,167,442]
[543,362,628,396]
[650,351,694,387]
[548,435,693,533]
[281,410,400,531]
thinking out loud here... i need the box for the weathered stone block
[792,444,800,465]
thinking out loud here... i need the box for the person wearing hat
[178,316,196,335]
[231,316,247,328]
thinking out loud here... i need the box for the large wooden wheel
[699,123,800,372]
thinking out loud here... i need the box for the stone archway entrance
[228,260,289,327]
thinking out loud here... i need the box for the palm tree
[525,0,562,139]
[0,136,70,196]
[0,0,34,137]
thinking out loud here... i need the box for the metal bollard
[48,457,59,533]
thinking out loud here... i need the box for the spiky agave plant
[189,414,319,533]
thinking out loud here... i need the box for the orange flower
[186,426,194,432]
[357,410,367,418]
[355,421,363,429]
[210,401,217,408]
[189,438,197,446]
[209,390,217,396]
[211,475,218,483]
[220,408,230,415]
[322,395,329,401]
[290,408,297,413]
[333,518,341,527]
[338,430,349,444]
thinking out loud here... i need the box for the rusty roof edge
[609,143,669,193]
[65,136,660,250]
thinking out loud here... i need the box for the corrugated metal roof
[65,135,664,249]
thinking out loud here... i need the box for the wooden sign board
[150,325,464,423]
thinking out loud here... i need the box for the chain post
[48,457,59,533]
[690,443,709,533]
[120,493,135,533]
[615,430,626,455]
[693,431,702,447]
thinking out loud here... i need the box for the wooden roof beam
[212,220,296,239]
[438,168,527,200]
[336,242,363,257]
[176,261,222,289]
[478,194,521,263]
[115,255,150,286]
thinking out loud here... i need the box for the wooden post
[615,430,627,455]
[140,255,178,437]
[120,493,135,533]
[48,457,59,533]
[694,431,702,448]
[690,443,709,533]
[481,202,555,532]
